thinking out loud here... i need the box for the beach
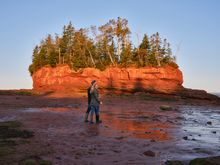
[0,91,220,164]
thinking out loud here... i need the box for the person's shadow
[133,78,144,93]
[83,122,100,137]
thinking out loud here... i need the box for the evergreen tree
[71,28,96,70]
[120,43,133,67]
[138,34,150,66]
[149,32,162,66]
[45,34,57,67]
[29,45,40,75]
[29,18,178,75]
[59,22,75,64]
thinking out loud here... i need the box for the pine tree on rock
[29,18,178,75]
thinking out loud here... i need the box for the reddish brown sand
[0,91,220,165]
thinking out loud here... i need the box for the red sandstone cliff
[32,65,184,94]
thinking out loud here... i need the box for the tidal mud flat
[0,91,220,165]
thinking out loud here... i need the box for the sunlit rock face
[32,65,183,93]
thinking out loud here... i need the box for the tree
[162,41,175,65]
[29,45,40,75]
[70,28,96,70]
[54,33,61,64]
[113,17,131,62]
[138,34,150,66]
[97,21,116,66]
[150,32,162,66]
[120,43,133,67]
[59,22,75,64]
[45,34,58,67]
[29,18,178,75]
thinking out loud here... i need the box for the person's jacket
[87,87,91,105]
[90,87,100,107]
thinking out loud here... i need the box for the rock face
[32,65,183,93]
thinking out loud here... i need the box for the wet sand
[0,91,220,165]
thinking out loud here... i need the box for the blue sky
[0,0,219,92]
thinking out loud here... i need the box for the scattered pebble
[165,160,184,165]
[115,136,124,140]
[143,150,156,157]
[160,105,173,111]
[207,121,212,125]
[145,131,151,134]
[183,136,188,140]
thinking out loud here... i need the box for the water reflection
[181,106,220,145]
[83,123,100,137]
[101,110,173,141]
[21,104,220,161]
[24,107,70,113]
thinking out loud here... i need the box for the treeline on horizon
[29,17,178,75]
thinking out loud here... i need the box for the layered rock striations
[32,65,183,93]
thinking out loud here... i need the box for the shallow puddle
[176,106,220,158]
[181,106,220,143]
[100,105,220,161]
[101,109,177,141]
[23,107,71,113]
[21,105,220,162]
[0,116,17,122]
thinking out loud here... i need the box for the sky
[0,0,219,92]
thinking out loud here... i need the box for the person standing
[89,81,102,124]
[84,80,96,122]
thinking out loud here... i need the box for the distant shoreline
[212,93,220,97]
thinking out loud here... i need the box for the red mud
[0,91,220,165]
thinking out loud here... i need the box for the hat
[91,80,96,85]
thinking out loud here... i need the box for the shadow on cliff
[104,77,146,95]
[103,76,114,95]
[132,78,144,93]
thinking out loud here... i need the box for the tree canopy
[29,17,178,75]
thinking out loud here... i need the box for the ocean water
[212,93,220,97]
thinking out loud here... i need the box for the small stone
[207,121,212,125]
[160,105,173,111]
[165,160,184,165]
[183,136,188,140]
[145,131,151,134]
[212,131,217,134]
[115,136,124,140]
[143,150,156,157]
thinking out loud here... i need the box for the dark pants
[84,105,91,121]
[86,105,91,114]
[90,105,100,122]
